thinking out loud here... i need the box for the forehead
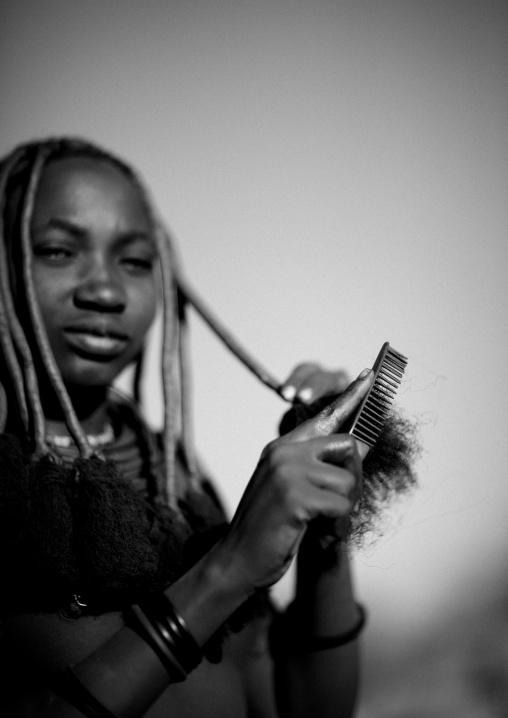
[32,156,152,230]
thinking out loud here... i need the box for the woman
[0,137,374,718]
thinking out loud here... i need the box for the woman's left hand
[280,363,349,405]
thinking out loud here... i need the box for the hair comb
[349,342,407,456]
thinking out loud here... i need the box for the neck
[42,385,111,436]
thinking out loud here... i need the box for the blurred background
[2,1,507,714]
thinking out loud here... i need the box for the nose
[74,260,126,313]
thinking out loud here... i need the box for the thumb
[286,368,374,442]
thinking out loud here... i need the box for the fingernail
[298,388,313,403]
[357,368,372,380]
[281,385,296,401]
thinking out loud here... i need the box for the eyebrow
[32,217,87,238]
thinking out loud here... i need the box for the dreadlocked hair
[0,136,288,620]
[0,136,284,504]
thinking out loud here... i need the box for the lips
[63,323,129,358]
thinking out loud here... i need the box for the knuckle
[292,505,309,525]
[261,439,292,466]
[262,439,289,465]
[274,460,296,488]
[316,404,335,422]
[261,441,298,483]
[341,434,358,457]
[271,471,303,518]
[260,439,277,461]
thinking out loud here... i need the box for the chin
[60,360,126,390]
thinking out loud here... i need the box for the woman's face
[29,156,158,388]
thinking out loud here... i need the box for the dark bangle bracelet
[149,592,202,672]
[127,603,187,681]
[126,594,203,681]
[304,603,367,651]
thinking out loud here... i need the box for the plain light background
[2,1,507,713]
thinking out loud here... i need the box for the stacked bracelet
[126,594,203,681]
[144,593,203,672]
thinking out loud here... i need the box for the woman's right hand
[217,369,374,594]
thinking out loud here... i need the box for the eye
[120,254,155,273]
[32,244,74,263]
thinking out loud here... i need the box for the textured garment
[0,399,227,617]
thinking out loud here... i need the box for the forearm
[274,539,362,718]
[47,543,250,718]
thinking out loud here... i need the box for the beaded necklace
[46,423,115,449]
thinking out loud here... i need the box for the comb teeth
[349,342,407,451]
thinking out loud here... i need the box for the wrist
[297,532,349,580]
[295,539,358,636]
[165,540,252,646]
[272,602,367,656]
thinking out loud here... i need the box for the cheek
[31,270,65,335]
[131,284,157,337]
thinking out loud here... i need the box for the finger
[280,363,321,402]
[281,365,350,404]
[315,434,362,486]
[287,368,374,442]
[305,488,354,523]
[296,369,350,405]
[306,462,358,500]
[312,434,362,503]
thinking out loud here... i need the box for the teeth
[78,334,120,349]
